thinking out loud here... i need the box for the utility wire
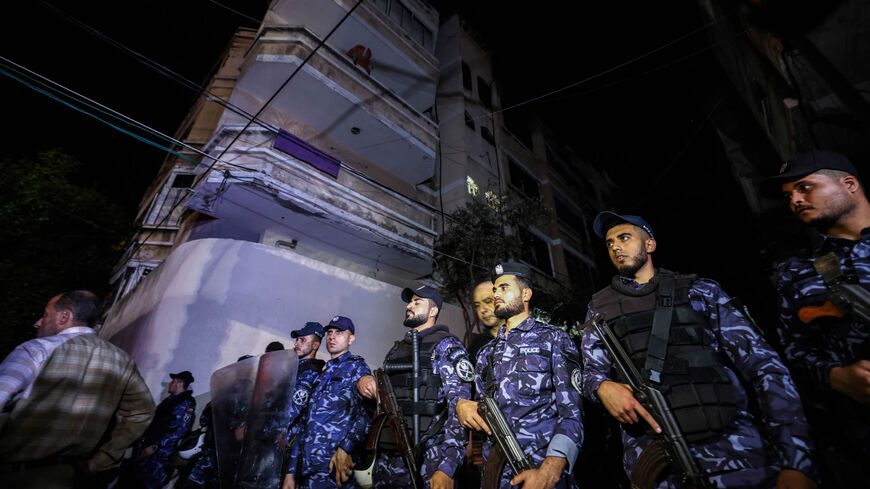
[0,56,257,174]
[209,0,364,168]
[205,0,262,24]
[471,14,729,123]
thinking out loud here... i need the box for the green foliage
[0,150,134,356]
[433,194,548,327]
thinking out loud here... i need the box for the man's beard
[804,197,856,232]
[494,296,524,320]
[295,344,313,359]
[403,312,427,328]
[617,250,648,278]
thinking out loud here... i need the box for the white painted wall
[101,238,464,402]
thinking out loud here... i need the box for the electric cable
[205,0,262,24]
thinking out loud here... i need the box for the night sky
[1,1,809,329]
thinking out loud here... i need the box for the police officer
[134,371,197,489]
[288,316,370,489]
[357,285,474,489]
[283,322,326,488]
[467,281,504,361]
[456,262,583,489]
[763,151,870,487]
[581,211,817,488]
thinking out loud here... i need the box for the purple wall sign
[274,129,341,178]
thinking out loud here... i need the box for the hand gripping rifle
[477,396,535,488]
[582,313,709,489]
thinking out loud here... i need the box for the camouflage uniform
[181,404,217,489]
[776,232,870,484]
[291,351,371,489]
[373,326,474,488]
[135,389,196,489]
[474,317,584,489]
[284,358,325,477]
[582,276,816,488]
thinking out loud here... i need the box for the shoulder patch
[447,348,468,362]
[570,368,583,394]
[519,346,541,355]
[293,388,310,406]
[454,358,475,382]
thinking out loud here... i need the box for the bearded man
[357,285,474,489]
[763,151,870,488]
[580,211,817,488]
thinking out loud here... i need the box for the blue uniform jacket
[583,276,816,487]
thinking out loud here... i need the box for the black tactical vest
[591,270,742,443]
[298,358,325,380]
[379,325,453,450]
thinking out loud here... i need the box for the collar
[329,351,352,364]
[404,324,449,342]
[814,226,870,253]
[59,326,95,335]
[499,316,536,338]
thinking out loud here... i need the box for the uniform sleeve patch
[570,368,583,394]
[454,358,475,382]
[293,388,310,406]
[448,348,468,362]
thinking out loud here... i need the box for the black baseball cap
[170,371,194,387]
[761,150,859,196]
[401,285,443,310]
[492,261,532,282]
[593,211,655,239]
[291,322,324,339]
[325,315,355,334]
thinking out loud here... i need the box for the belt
[0,455,81,473]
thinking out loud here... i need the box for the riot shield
[236,350,298,489]
[211,355,258,489]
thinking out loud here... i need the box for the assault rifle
[814,252,870,325]
[581,314,709,489]
[477,396,534,488]
[373,368,423,489]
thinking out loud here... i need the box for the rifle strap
[813,252,844,283]
[644,273,675,384]
[484,337,502,397]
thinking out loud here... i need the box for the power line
[470,13,729,123]
[205,0,262,24]
[209,0,365,169]
[0,56,257,175]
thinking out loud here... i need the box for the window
[461,62,472,91]
[521,229,552,276]
[477,76,492,109]
[376,0,434,50]
[565,250,594,292]
[553,194,583,232]
[508,158,540,199]
[464,111,475,131]
[481,125,495,146]
[145,173,194,226]
[505,111,533,149]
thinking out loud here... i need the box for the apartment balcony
[268,0,439,112]
[225,24,438,186]
[184,126,437,279]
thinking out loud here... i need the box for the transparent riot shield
[211,355,258,489]
[236,350,298,489]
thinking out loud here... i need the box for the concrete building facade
[104,0,611,398]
